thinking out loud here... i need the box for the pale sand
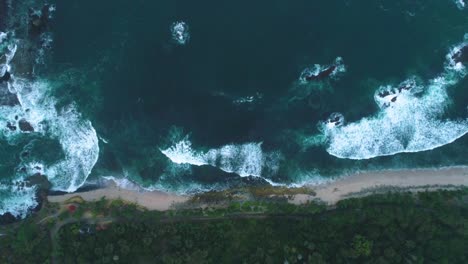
[48,183,189,211]
[48,167,468,210]
[305,166,468,205]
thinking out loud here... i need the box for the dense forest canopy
[1,189,467,263]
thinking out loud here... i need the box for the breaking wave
[322,38,468,160]
[44,106,99,192]
[171,21,190,45]
[0,183,38,218]
[3,76,100,193]
[161,137,268,177]
[299,57,346,83]
[0,8,100,217]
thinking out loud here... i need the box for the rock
[18,118,34,132]
[6,122,16,131]
[305,65,337,81]
[0,173,51,225]
[0,212,18,225]
[452,45,468,64]
[25,173,51,190]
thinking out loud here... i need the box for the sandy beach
[48,183,189,211]
[308,166,468,204]
[48,166,468,209]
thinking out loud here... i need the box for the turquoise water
[1,0,467,217]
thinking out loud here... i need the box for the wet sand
[48,166,468,210]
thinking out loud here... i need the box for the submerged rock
[0,83,20,106]
[0,71,11,82]
[6,122,17,131]
[29,4,53,37]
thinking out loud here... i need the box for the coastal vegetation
[0,188,467,263]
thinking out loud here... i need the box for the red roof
[68,204,77,213]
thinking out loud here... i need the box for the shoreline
[48,182,189,211]
[48,166,468,209]
[305,166,468,204]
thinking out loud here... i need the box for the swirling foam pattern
[323,39,468,160]
[161,138,266,177]
[0,33,99,217]
[2,75,100,193]
[0,183,38,218]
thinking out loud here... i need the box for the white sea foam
[0,183,38,218]
[36,32,53,65]
[161,137,279,177]
[446,40,468,76]
[212,91,263,107]
[146,180,220,195]
[45,106,99,192]
[171,21,190,45]
[232,93,263,105]
[267,173,332,188]
[1,50,99,194]
[161,138,206,166]
[322,39,468,160]
[98,135,109,144]
[1,79,100,192]
[454,0,466,9]
[0,90,98,217]
[0,32,6,44]
[47,4,56,18]
[324,112,345,129]
[299,57,346,83]
[373,78,423,109]
[0,35,16,79]
[1,5,100,217]
[102,176,141,191]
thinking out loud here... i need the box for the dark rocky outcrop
[0,212,18,225]
[18,118,34,132]
[304,65,337,82]
[26,173,51,190]
[452,45,468,64]
[6,121,16,131]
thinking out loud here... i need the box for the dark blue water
[53,0,468,179]
[1,0,467,217]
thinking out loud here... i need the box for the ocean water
[1,0,467,218]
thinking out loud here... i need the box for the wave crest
[161,137,269,177]
[322,39,468,160]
